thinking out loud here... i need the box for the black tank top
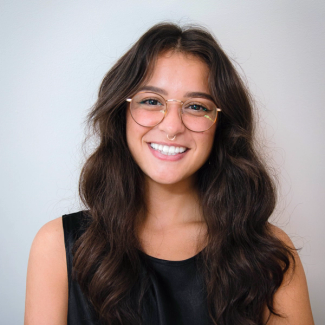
[63,211,212,325]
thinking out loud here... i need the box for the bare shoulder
[25,217,68,325]
[268,224,294,247]
[28,217,67,278]
[32,217,65,251]
[264,223,314,325]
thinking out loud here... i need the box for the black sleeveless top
[63,211,212,325]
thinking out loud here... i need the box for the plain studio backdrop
[1,0,324,323]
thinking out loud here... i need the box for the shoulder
[34,217,65,250]
[268,223,293,247]
[25,217,68,325]
[28,217,66,273]
[28,210,87,263]
[264,223,314,325]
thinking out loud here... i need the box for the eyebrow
[137,86,214,101]
[137,86,168,95]
[184,91,214,102]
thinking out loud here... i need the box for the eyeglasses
[126,91,221,132]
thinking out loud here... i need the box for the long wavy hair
[73,23,294,325]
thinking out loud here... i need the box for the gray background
[1,0,324,324]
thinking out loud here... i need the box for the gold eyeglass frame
[126,91,222,133]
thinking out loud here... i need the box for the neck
[142,176,203,230]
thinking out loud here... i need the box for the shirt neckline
[138,249,204,266]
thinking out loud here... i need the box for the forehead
[143,51,210,95]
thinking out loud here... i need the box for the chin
[145,170,194,187]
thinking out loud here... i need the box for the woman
[25,23,314,325]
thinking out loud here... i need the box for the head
[87,23,254,192]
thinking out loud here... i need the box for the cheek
[126,110,146,163]
[197,128,216,159]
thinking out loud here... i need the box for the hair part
[73,22,295,325]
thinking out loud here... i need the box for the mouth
[149,142,188,156]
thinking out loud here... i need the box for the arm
[25,217,68,325]
[263,225,314,325]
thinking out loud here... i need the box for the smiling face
[126,51,217,187]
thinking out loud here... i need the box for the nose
[158,101,185,136]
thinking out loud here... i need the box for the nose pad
[166,100,183,119]
[158,102,185,135]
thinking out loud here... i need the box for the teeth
[150,143,187,155]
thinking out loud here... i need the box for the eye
[139,98,163,106]
[186,103,210,112]
[192,104,207,111]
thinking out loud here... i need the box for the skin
[25,218,68,325]
[25,51,314,324]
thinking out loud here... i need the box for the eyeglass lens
[129,92,218,132]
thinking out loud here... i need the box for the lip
[147,142,189,161]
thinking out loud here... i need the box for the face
[126,51,217,187]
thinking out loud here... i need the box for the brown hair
[73,23,294,324]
